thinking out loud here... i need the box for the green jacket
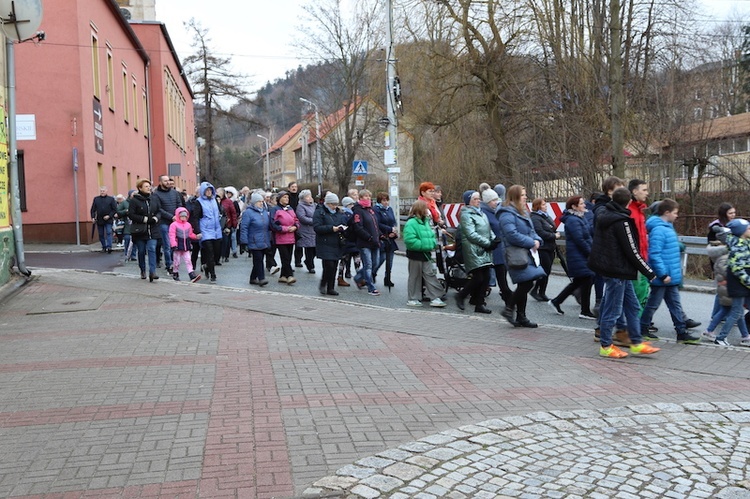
[403,215,436,260]
[460,205,493,273]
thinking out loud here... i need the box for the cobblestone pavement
[1,268,750,498]
[306,402,750,498]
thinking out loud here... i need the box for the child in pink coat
[169,207,202,282]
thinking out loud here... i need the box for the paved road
[25,243,721,343]
[2,250,750,498]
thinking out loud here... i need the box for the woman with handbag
[455,190,495,314]
[548,196,596,319]
[498,185,545,327]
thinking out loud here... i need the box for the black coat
[588,201,655,281]
[90,195,117,226]
[152,186,184,225]
[351,203,381,249]
[313,204,347,261]
[127,193,162,241]
[531,211,557,252]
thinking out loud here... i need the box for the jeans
[718,297,750,341]
[599,277,643,347]
[355,247,379,292]
[639,285,686,337]
[135,238,157,275]
[97,223,113,250]
[709,303,749,337]
[159,224,173,269]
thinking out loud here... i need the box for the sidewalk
[0,267,748,498]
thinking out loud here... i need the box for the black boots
[513,314,538,328]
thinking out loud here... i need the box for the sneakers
[368,289,381,296]
[549,300,564,315]
[172,272,180,281]
[270,266,280,275]
[702,331,716,341]
[286,276,297,284]
[600,344,629,358]
[189,272,201,283]
[595,328,632,347]
[407,300,423,307]
[430,298,447,308]
[741,337,750,347]
[676,333,701,345]
[579,312,596,320]
[714,338,730,346]
[641,331,660,341]
[278,276,289,283]
[630,342,660,355]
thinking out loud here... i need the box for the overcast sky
[155,0,748,95]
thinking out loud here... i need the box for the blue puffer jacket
[239,203,271,251]
[646,215,682,286]
[480,202,505,265]
[197,182,222,241]
[498,204,545,284]
[560,211,594,278]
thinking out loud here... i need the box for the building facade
[14,0,195,243]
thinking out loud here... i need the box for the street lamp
[300,97,323,198]
[257,134,270,189]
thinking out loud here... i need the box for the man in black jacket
[90,186,117,253]
[151,175,184,274]
[588,187,659,359]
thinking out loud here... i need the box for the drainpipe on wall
[145,60,153,182]
[7,37,30,276]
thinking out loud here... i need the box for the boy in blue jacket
[639,199,701,344]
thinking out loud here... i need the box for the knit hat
[727,218,750,237]
[324,192,339,204]
[482,189,499,204]
[493,184,506,201]
[462,190,477,205]
[341,196,355,207]
[250,192,264,205]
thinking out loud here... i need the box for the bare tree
[297,0,382,194]
[182,19,258,183]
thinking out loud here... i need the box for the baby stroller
[438,229,492,297]
[440,231,469,292]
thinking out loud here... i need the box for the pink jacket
[272,206,299,245]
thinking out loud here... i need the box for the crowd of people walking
[92,174,750,358]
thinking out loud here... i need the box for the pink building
[15,0,195,243]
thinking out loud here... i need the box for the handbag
[130,223,148,235]
[505,245,529,269]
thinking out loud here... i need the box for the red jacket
[628,199,648,259]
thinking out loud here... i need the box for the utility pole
[385,0,400,233]
[257,134,270,189]
[300,97,323,198]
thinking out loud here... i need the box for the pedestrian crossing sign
[352,161,368,175]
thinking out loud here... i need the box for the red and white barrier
[442,202,568,229]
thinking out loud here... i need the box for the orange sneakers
[630,342,660,355]
[599,345,629,358]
